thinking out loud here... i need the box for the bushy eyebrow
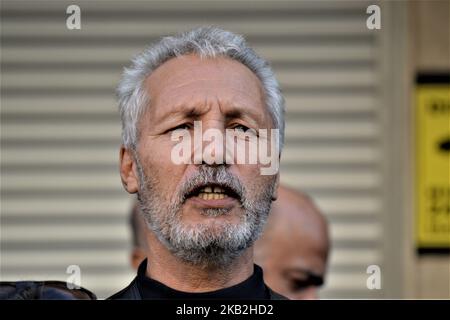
[157,103,266,126]
[224,106,268,128]
[155,104,204,122]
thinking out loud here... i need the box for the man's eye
[233,124,251,132]
[171,123,192,131]
[290,275,323,291]
[290,279,309,291]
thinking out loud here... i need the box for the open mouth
[185,183,241,201]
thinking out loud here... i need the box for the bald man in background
[254,186,330,299]
[129,185,330,299]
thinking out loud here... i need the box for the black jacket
[108,276,288,300]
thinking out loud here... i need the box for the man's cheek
[147,143,175,167]
[235,163,261,177]
[252,172,276,190]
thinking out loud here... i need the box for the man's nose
[192,120,227,166]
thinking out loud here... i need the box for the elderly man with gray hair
[109,26,286,300]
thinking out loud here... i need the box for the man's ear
[119,145,139,194]
[271,173,280,201]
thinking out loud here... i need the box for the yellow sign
[416,84,450,249]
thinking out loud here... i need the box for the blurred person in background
[129,185,330,299]
[255,186,330,300]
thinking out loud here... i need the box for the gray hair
[117,26,285,150]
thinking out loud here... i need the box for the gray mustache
[179,165,245,202]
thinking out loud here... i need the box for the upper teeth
[197,186,228,200]
[200,186,225,193]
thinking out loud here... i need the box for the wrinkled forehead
[143,54,269,122]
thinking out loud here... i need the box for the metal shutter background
[1,0,386,298]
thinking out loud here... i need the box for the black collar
[136,259,271,299]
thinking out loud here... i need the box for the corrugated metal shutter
[1,0,385,298]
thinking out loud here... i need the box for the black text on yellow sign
[416,82,450,250]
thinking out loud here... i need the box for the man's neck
[144,233,254,293]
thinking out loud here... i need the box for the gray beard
[134,156,275,269]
